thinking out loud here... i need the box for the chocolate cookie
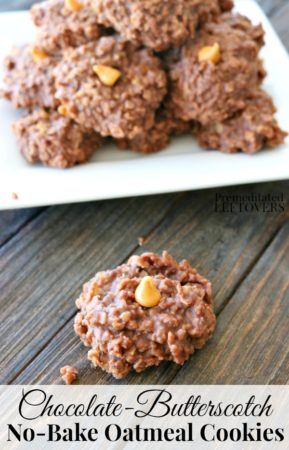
[31,0,104,54]
[54,37,167,139]
[221,11,265,48]
[13,110,103,168]
[168,13,265,125]
[0,45,59,109]
[85,0,226,51]
[115,107,190,153]
[219,0,234,12]
[198,0,233,25]
[75,251,216,379]
[194,89,287,153]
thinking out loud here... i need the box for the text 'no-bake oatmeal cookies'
[74,252,216,379]
[0,0,287,167]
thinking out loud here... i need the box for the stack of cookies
[1,0,287,167]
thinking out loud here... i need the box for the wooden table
[0,1,288,385]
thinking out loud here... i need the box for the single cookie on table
[194,89,287,154]
[13,110,103,168]
[85,0,230,52]
[168,13,265,126]
[74,251,216,379]
[54,37,167,139]
[115,107,190,154]
[31,0,105,54]
[0,45,59,109]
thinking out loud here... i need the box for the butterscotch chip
[93,64,121,86]
[60,366,78,384]
[198,43,221,64]
[31,46,48,63]
[135,276,161,307]
[65,0,83,11]
[58,104,69,116]
[74,251,216,379]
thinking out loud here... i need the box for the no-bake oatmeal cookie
[85,0,232,51]
[31,0,105,54]
[54,37,167,139]
[13,110,103,168]
[0,45,59,109]
[194,89,287,153]
[198,0,233,24]
[74,251,216,379]
[115,107,190,154]
[168,13,265,125]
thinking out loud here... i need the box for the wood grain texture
[269,2,289,50]
[258,0,289,16]
[0,194,181,383]
[173,219,289,384]
[14,182,289,385]
[0,208,43,247]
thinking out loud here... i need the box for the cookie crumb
[60,365,78,384]
[138,236,145,246]
[11,192,18,200]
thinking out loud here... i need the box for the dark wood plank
[269,2,289,50]
[0,1,38,12]
[270,343,289,384]
[258,0,289,17]
[172,218,289,384]
[0,193,182,383]
[14,181,289,384]
[0,208,43,247]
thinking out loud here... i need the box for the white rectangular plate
[0,0,288,210]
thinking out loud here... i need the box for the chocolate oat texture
[13,110,103,168]
[75,252,216,379]
[0,0,287,167]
